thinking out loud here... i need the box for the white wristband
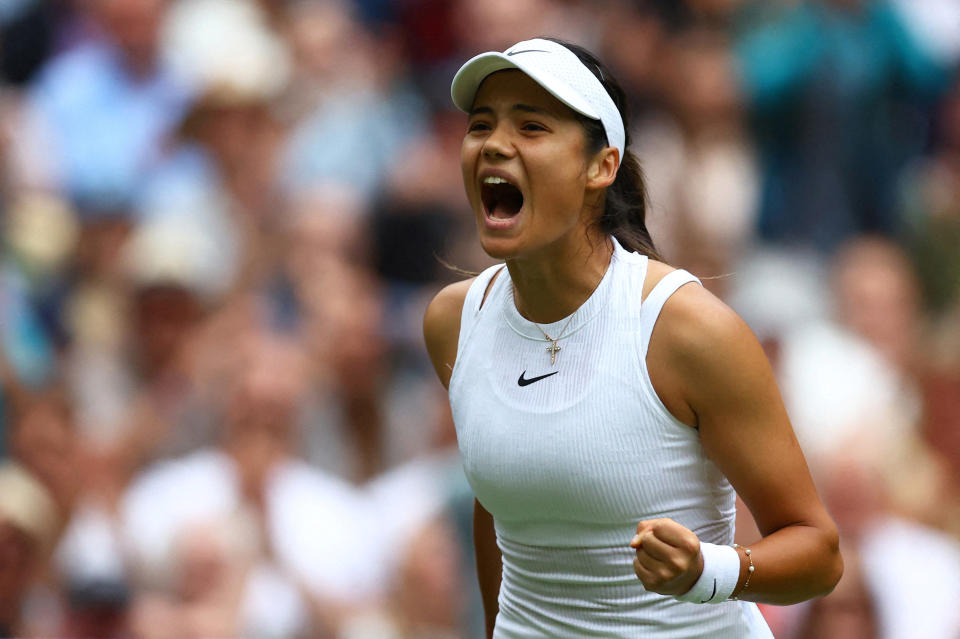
[674,542,741,604]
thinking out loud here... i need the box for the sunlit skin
[461,70,619,323]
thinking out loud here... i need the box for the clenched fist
[629,518,704,596]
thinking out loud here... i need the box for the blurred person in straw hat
[0,461,59,637]
[135,0,292,301]
[60,214,230,530]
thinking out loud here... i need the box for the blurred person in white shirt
[121,333,377,636]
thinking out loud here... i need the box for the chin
[478,236,519,261]
[475,214,528,261]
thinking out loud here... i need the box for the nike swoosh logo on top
[699,579,717,604]
[506,49,549,56]
[517,370,559,387]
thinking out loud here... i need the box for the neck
[508,231,613,324]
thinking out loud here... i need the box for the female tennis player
[423,38,841,637]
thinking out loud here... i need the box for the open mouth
[481,176,524,219]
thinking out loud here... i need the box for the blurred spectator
[282,186,390,481]
[899,73,960,316]
[778,316,912,471]
[129,510,308,639]
[756,237,931,479]
[121,333,374,636]
[8,0,191,213]
[735,0,946,251]
[829,237,960,531]
[341,515,466,639]
[0,195,77,470]
[596,0,672,110]
[7,386,79,516]
[280,0,367,121]
[0,462,59,637]
[0,197,61,391]
[374,110,473,286]
[55,503,133,639]
[144,0,293,293]
[346,392,481,638]
[832,236,923,375]
[922,366,960,526]
[0,191,77,421]
[817,450,960,638]
[277,0,427,204]
[633,24,758,296]
[451,0,581,55]
[65,217,223,494]
[790,544,880,639]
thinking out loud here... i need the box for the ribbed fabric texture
[449,239,773,638]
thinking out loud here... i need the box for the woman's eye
[522,122,547,132]
[468,121,491,132]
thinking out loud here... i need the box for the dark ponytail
[545,39,662,261]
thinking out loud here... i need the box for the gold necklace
[532,314,576,366]
[514,244,611,366]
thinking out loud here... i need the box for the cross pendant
[546,340,561,366]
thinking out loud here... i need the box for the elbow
[821,549,844,598]
[817,523,844,597]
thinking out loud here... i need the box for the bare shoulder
[644,260,754,363]
[424,279,473,334]
[645,261,767,427]
[423,278,475,389]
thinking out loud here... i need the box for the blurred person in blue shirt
[13,0,190,215]
[735,0,948,252]
[277,0,427,205]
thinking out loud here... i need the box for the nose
[481,124,514,160]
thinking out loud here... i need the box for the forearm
[729,519,842,605]
[473,499,502,638]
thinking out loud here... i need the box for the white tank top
[449,239,773,638]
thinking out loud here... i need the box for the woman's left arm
[643,283,842,605]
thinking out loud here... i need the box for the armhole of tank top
[635,269,703,431]
[478,265,505,311]
[450,265,505,388]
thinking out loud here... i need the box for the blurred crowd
[0,0,958,637]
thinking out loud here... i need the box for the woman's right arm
[423,279,503,636]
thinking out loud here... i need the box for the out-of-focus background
[0,0,958,637]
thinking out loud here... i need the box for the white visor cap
[451,38,625,164]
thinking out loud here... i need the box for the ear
[585,147,619,190]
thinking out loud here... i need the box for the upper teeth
[483,176,509,185]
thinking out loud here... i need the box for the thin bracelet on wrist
[730,543,755,600]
